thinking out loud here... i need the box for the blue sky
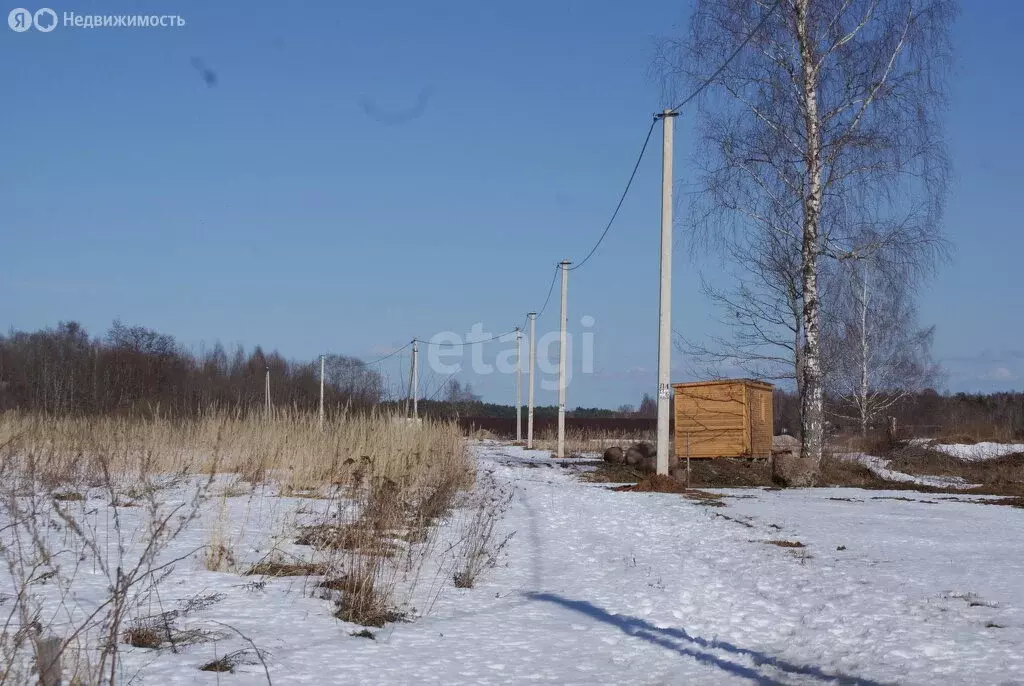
[2,1,1022,408]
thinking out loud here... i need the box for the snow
[931,442,1024,461]
[834,452,975,489]
[3,442,1023,684]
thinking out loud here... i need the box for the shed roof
[672,378,774,391]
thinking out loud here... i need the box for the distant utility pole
[412,339,419,419]
[655,109,678,475]
[405,344,414,418]
[527,312,536,449]
[557,260,571,458]
[265,366,271,417]
[319,354,325,430]
[515,327,522,442]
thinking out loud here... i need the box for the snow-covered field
[4,442,1023,684]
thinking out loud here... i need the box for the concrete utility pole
[557,260,571,458]
[265,367,271,417]
[515,327,522,442]
[527,312,536,449]
[319,354,325,430]
[412,339,419,419]
[655,109,678,475]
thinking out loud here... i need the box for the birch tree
[656,0,954,482]
[823,257,940,435]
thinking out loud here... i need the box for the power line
[568,118,657,272]
[363,341,413,366]
[358,4,781,388]
[414,327,520,349]
[667,0,781,113]
[534,264,560,319]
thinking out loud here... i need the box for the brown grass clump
[332,568,406,627]
[295,524,399,556]
[123,625,164,649]
[200,656,234,673]
[204,543,237,572]
[244,559,329,577]
[764,540,805,548]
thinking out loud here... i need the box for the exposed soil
[585,458,773,488]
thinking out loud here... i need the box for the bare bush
[451,474,515,589]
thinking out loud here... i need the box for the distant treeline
[3,321,1021,439]
[0,321,384,417]
[774,389,1024,440]
[0,321,662,421]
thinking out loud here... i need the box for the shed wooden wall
[673,380,773,458]
[748,384,773,458]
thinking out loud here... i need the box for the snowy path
[248,443,1022,685]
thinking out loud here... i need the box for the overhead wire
[666,0,781,114]
[568,118,658,272]
[363,341,413,367]
[363,5,781,387]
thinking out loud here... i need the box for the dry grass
[0,409,466,492]
[0,409,473,678]
[532,428,657,456]
[244,559,330,577]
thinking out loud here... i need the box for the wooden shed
[673,379,774,459]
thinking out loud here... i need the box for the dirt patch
[586,458,772,488]
[612,476,726,506]
[763,540,805,548]
[957,496,1024,508]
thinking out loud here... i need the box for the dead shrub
[332,564,405,627]
[451,477,515,589]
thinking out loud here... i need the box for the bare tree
[656,0,954,482]
[637,393,659,418]
[680,228,806,395]
[823,257,940,435]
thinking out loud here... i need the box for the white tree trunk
[796,0,825,479]
[859,264,870,437]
